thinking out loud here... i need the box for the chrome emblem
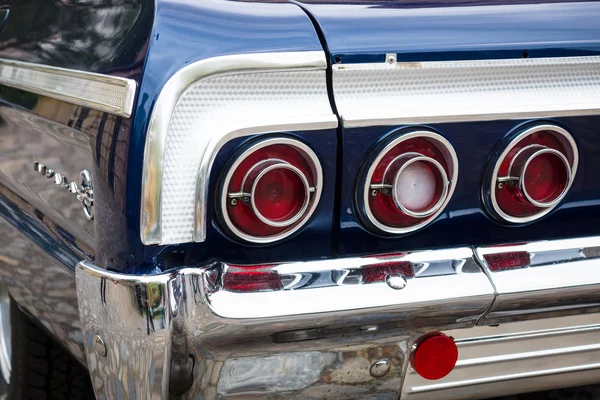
[33,161,94,220]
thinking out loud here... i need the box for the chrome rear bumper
[75,236,600,399]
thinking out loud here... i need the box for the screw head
[94,335,107,357]
[497,182,504,189]
[370,359,391,378]
[371,189,378,197]
[230,198,238,206]
[386,274,408,290]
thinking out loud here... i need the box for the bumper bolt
[94,335,107,357]
[386,274,407,290]
[370,359,391,378]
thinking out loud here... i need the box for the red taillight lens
[411,332,458,380]
[490,125,577,223]
[360,131,458,234]
[483,251,530,271]
[220,138,322,243]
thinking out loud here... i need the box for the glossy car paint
[0,0,153,73]
[0,0,154,359]
[299,1,600,63]
[0,0,153,272]
[339,118,600,255]
[0,0,598,397]
[298,0,600,255]
[2,0,600,271]
[128,0,334,271]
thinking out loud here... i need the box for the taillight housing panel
[357,130,459,235]
[486,124,578,224]
[219,137,323,244]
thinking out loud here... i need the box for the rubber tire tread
[7,301,94,400]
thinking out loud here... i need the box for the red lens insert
[483,251,530,271]
[523,152,568,204]
[253,168,306,222]
[223,264,282,292]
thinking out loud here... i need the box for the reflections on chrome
[475,236,600,325]
[76,247,492,398]
[402,313,600,400]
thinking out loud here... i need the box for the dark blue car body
[1,0,600,398]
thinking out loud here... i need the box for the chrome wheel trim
[0,280,10,384]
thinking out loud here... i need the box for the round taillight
[358,130,458,234]
[220,137,322,243]
[410,332,458,380]
[488,124,577,223]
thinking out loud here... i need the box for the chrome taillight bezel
[357,129,459,235]
[219,137,323,244]
[486,124,578,224]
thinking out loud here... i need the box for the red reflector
[361,261,413,283]
[411,332,458,380]
[222,265,282,292]
[483,251,530,271]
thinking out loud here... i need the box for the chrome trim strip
[402,313,600,399]
[76,237,600,399]
[476,236,600,324]
[76,246,491,398]
[140,51,337,245]
[488,124,578,223]
[333,56,600,128]
[0,58,136,117]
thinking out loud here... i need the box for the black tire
[6,300,95,400]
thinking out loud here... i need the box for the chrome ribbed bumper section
[75,236,600,399]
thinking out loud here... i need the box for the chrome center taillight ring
[509,146,571,208]
[382,154,449,218]
[240,161,312,228]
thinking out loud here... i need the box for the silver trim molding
[140,51,337,245]
[402,313,600,399]
[75,235,600,399]
[76,246,491,398]
[476,236,600,324]
[0,58,136,117]
[332,56,600,127]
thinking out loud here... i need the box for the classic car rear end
[0,0,599,399]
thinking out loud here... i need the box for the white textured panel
[0,59,136,117]
[333,56,600,127]
[160,70,332,244]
